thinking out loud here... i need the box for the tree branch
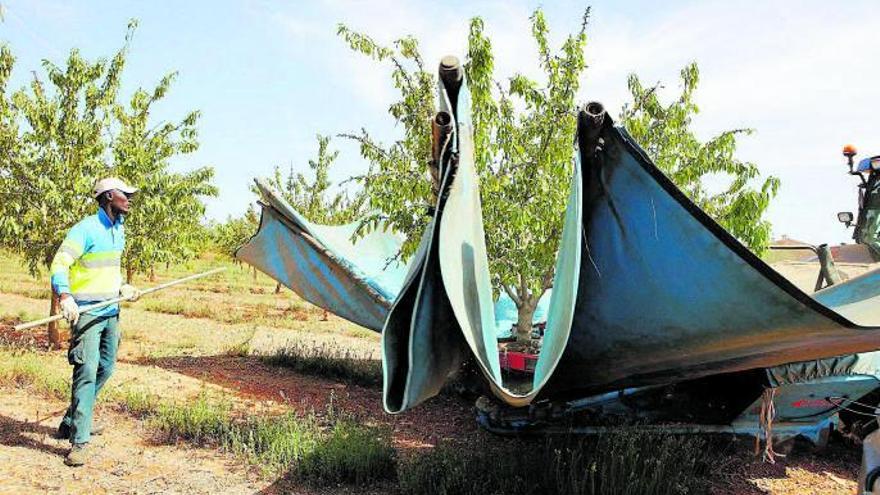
[541,266,555,290]
[502,283,521,307]
[337,132,391,161]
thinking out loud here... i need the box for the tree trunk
[47,287,62,349]
[126,266,134,284]
[515,298,538,344]
[274,282,282,294]
[149,266,156,282]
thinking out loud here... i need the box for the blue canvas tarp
[237,65,880,415]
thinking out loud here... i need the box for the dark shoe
[64,443,89,467]
[53,422,70,441]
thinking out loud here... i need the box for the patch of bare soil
[0,317,49,349]
[710,438,860,494]
[0,388,265,495]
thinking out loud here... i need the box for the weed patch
[141,298,218,320]
[0,348,69,399]
[149,394,234,445]
[224,327,257,357]
[226,412,322,472]
[262,341,382,387]
[399,430,709,495]
[294,420,397,486]
[147,392,396,483]
[113,388,160,417]
[0,282,51,301]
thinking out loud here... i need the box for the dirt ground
[0,388,264,495]
[0,260,874,494]
[0,348,865,494]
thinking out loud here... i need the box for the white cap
[93,177,137,198]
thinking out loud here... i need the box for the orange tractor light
[843,143,859,172]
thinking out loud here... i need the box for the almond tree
[620,63,779,254]
[261,134,366,225]
[335,26,436,263]
[0,27,130,346]
[111,71,217,282]
[210,206,259,259]
[338,9,589,341]
[0,21,216,344]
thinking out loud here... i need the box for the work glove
[60,296,80,325]
[120,284,141,302]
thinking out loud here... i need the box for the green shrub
[225,412,321,473]
[148,394,233,445]
[263,341,382,387]
[223,327,257,357]
[146,392,394,482]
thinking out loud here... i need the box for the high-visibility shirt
[50,208,126,317]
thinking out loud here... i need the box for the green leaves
[108,53,217,279]
[0,27,130,275]
[259,134,365,226]
[0,21,217,280]
[209,206,259,258]
[469,9,590,337]
[620,62,780,254]
[336,24,436,261]
[339,9,590,337]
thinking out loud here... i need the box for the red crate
[500,350,538,374]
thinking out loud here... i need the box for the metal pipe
[439,55,463,115]
[431,111,453,165]
[768,244,818,253]
[861,430,880,494]
[430,111,454,197]
[13,267,227,331]
[577,101,606,160]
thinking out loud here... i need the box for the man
[50,177,141,467]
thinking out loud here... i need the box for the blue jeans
[61,313,120,444]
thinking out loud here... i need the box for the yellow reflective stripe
[78,250,122,268]
[69,264,122,294]
[58,246,80,260]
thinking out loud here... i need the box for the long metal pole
[13,267,226,331]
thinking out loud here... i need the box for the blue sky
[2,0,879,244]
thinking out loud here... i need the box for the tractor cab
[838,145,880,259]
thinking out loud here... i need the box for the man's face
[108,189,132,214]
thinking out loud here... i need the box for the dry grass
[0,251,361,338]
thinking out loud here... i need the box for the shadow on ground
[0,413,68,457]
[708,435,860,494]
[130,354,481,452]
[124,354,862,495]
